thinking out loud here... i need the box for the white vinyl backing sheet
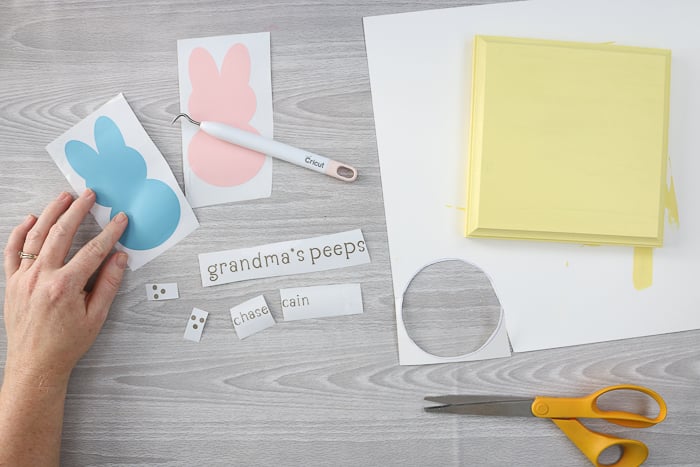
[364,0,700,363]
[281,283,363,321]
[230,295,275,339]
[199,229,370,286]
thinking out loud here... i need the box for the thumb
[87,251,128,324]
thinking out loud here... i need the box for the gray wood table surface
[1,1,698,466]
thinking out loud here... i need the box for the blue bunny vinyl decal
[65,116,181,250]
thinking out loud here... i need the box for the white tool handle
[201,121,357,182]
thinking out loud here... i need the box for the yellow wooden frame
[466,36,671,247]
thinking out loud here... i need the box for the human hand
[2,189,129,388]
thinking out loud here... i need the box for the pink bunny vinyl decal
[187,44,266,187]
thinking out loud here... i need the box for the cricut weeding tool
[172,113,358,182]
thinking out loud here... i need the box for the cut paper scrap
[364,0,700,362]
[230,295,275,339]
[177,32,273,208]
[281,283,364,321]
[466,35,671,247]
[198,229,370,287]
[146,283,179,301]
[184,308,209,343]
[396,259,511,365]
[46,94,199,270]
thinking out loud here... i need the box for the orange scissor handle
[531,385,667,428]
[551,418,648,467]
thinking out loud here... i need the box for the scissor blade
[425,395,526,405]
[424,399,534,417]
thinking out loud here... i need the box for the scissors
[424,384,666,467]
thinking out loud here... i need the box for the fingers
[64,211,128,283]
[41,189,98,267]
[19,191,75,270]
[87,251,128,323]
[4,215,37,278]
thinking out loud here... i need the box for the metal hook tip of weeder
[171,113,200,126]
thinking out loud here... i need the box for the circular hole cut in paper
[402,260,501,358]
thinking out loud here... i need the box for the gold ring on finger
[18,251,39,260]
